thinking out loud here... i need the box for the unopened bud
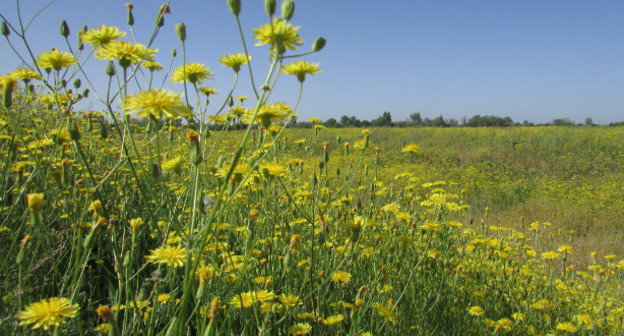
[60,20,70,38]
[127,11,135,26]
[312,37,326,52]
[264,0,276,16]
[281,0,295,20]
[2,20,10,37]
[106,61,115,76]
[171,49,177,58]
[175,23,186,42]
[73,78,81,89]
[227,0,241,16]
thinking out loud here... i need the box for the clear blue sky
[2,0,624,124]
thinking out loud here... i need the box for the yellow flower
[199,87,217,96]
[195,264,215,282]
[253,18,303,52]
[236,95,248,101]
[27,193,44,212]
[162,155,186,173]
[244,102,292,128]
[122,89,193,120]
[322,314,344,325]
[229,290,275,308]
[17,297,79,330]
[80,25,126,47]
[88,200,103,215]
[146,245,186,267]
[142,60,163,71]
[170,63,213,85]
[401,143,420,154]
[556,322,578,332]
[288,323,312,335]
[10,68,42,82]
[0,76,17,91]
[541,251,560,260]
[278,293,300,307]
[96,41,156,65]
[495,318,513,332]
[259,162,287,178]
[282,61,322,82]
[129,218,143,232]
[330,271,351,284]
[36,49,77,71]
[467,306,484,317]
[558,244,573,254]
[219,53,250,72]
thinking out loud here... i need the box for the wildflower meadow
[0,1,623,335]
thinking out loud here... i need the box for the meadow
[1,0,624,335]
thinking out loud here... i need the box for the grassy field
[279,126,624,260]
[2,109,623,334]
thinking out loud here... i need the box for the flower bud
[227,0,241,16]
[73,78,81,89]
[265,0,276,16]
[60,20,70,38]
[127,11,135,26]
[175,23,186,41]
[100,122,108,139]
[2,20,10,37]
[27,193,44,212]
[68,118,81,141]
[312,37,326,52]
[155,14,164,27]
[171,49,177,58]
[227,96,234,107]
[281,0,295,20]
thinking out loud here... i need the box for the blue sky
[2,0,624,124]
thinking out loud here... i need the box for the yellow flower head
[0,76,17,92]
[162,155,186,173]
[282,61,322,82]
[142,60,163,71]
[145,245,186,267]
[10,68,43,82]
[467,306,484,317]
[199,87,218,96]
[80,25,126,47]
[259,162,287,178]
[555,322,577,333]
[122,89,193,120]
[322,314,344,325]
[244,102,292,128]
[253,18,303,52]
[27,193,44,212]
[170,63,213,85]
[219,53,250,72]
[288,323,312,335]
[96,41,156,66]
[36,49,77,71]
[401,143,420,154]
[17,297,79,330]
[330,271,351,285]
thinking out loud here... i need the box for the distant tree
[361,120,371,127]
[584,117,593,126]
[409,112,422,125]
[431,115,448,127]
[324,118,338,128]
[448,118,459,127]
[340,115,351,126]
[371,111,393,127]
[552,118,575,126]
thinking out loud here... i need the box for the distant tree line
[292,112,621,128]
